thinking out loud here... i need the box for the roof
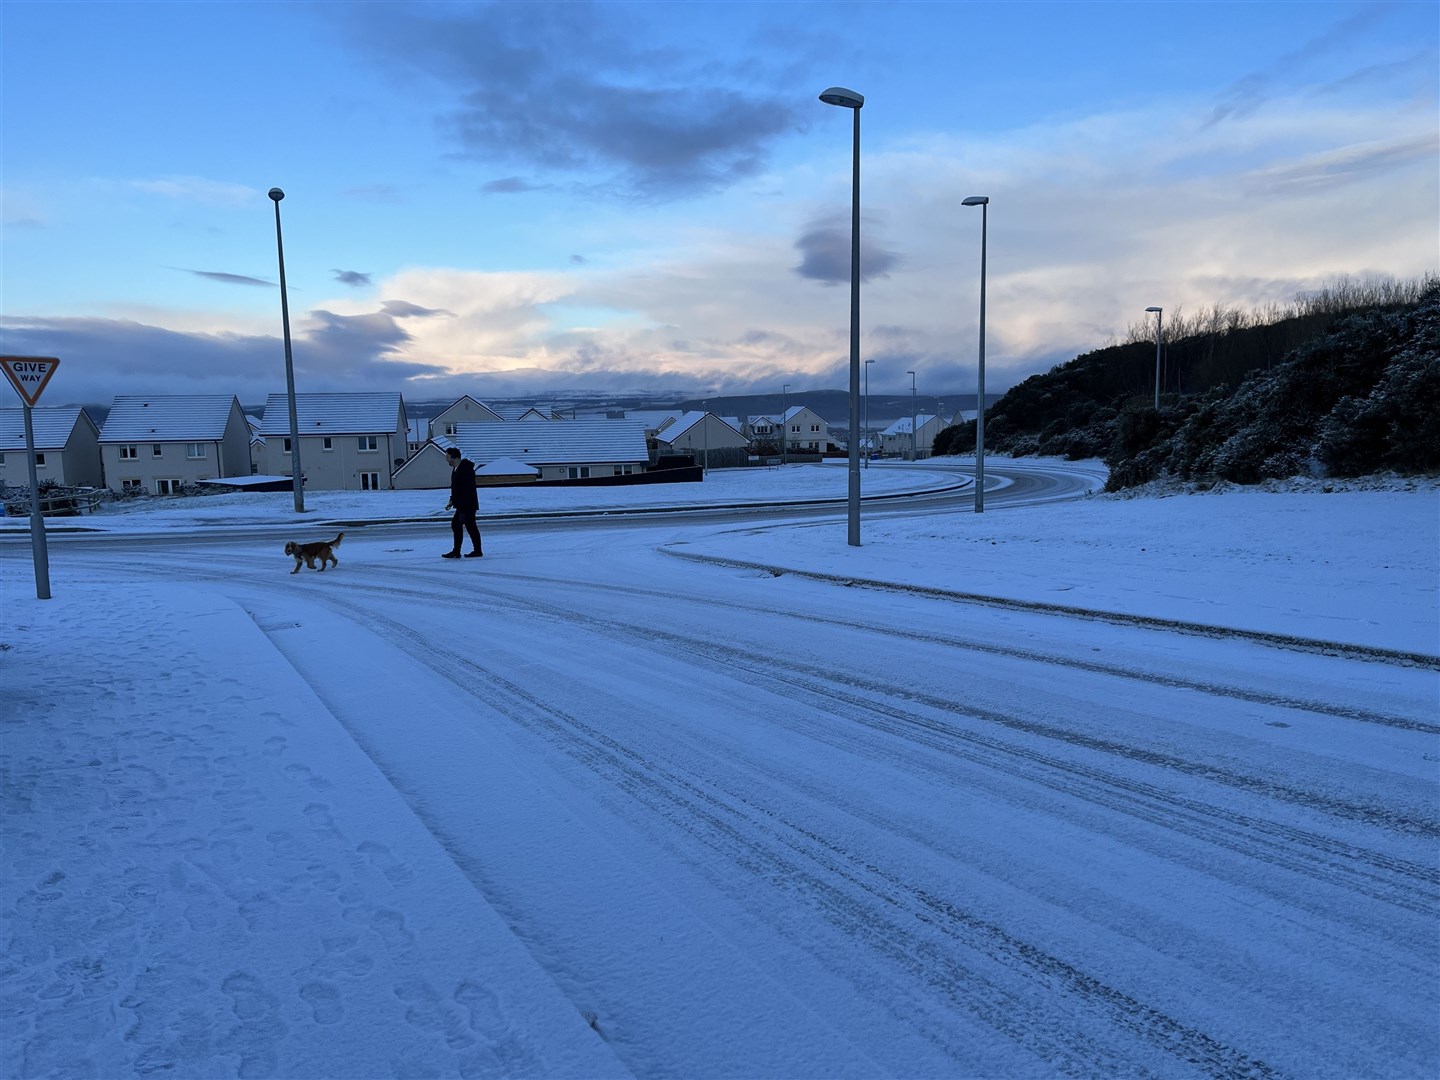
[454,419,648,466]
[475,456,539,476]
[0,406,93,451]
[882,414,939,436]
[654,411,744,444]
[99,395,240,442]
[783,404,828,422]
[258,393,404,436]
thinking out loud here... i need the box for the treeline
[933,274,1439,490]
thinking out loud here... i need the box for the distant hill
[934,276,1439,490]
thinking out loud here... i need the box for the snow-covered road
[6,462,1437,1078]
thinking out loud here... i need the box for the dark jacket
[449,458,479,512]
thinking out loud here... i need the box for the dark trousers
[451,507,482,553]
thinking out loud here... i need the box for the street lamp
[907,369,917,461]
[819,85,864,547]
[1145,306,1163,409]
[963,195,989,512]
[268,187,305,514]
[863,358,874,468]
[780,382,789,465]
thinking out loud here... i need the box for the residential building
[652,411,748,469]
[453,419,648,480]
[255,392,407,491]
[98,395,251,493]
[780,405,832,453]
[0,406,103,489]
[880,413,944,460]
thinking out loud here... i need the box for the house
[246,414,265,474]
[391,437,455,491]
[651,411,748,469]
[780,405,831,453]
[0,406,103,490]
[98,395,251,493]
[880,413,944,460]
[625,410,686,437]
[426,395,504,441]
[453,419,649,480]
[255,392,407,491]
[475,456,540,486]
[495,404,563,421]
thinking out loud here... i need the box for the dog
[285,532,344,574]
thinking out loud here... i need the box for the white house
[0,406,103,490]
[454,419,649,480]
[780,405,832,453]
[255,392,408,491]
[98,395,251,493]
[880,413,944,460]
[428,395,504,439]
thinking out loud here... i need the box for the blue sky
[2,0,1435,407]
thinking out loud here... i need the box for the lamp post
[268,187,305,514]
[962,195,989,512]
[863,358,874,468]
[780,382,789,465]
[820,85,864,547]
[907,369,917,461]
[1145,306,1163,409]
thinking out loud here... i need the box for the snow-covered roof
[653,411,744,445]
[882,414,939,436]
[257,393,404,436]
[624,410,685,433]
[99,395,240,442]
[0,406,94,451]
[455,419,648,466]
[475,456,539,476]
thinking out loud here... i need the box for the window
[0,453,5,466]
[612,464,635,476]
[186,442,206,459]
[360,472,380,490]
[121,479,142,492]
[358,436,378,452]
[811,424,820,433]
[566,466,591,479]
[791,424,800,433]
[119,444,138,460]
[34,453,46,466]
[156,479,182,495]
[282,438,292,454]
[322,437,333,452]
[444,422,458,436]
[152,444,163,458]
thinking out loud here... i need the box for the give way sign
[1,356,61,407]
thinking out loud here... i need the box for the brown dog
[285,532,344,574]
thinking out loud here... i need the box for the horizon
[2,1,1435,406]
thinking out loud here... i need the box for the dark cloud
[381,300,453,318]
[1245,134,1440,194]
[332,269,373,287]
[793,214,900,285]
[570,254,589,266]
[481,177,545,195]
[0,308,445,406]
[335,3,805,200]
[183,269,275,287]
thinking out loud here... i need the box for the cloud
[181,269,276,287]
[332,269,373,287]
[335,3,805,200]
[126,176,256,205]
[793,214,900,285]
[380,300,452,318]
[570,254,589,266]
[1243,133,1440,194]
[481,177,545,195]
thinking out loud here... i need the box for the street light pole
[820,85,864,547]
[963,195,989,512]
[269,187,305,514]
[1146,306,1163,409]
[907,369,917,462]
[863,358,874,469]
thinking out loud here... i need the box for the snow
[3,457,1437,1079]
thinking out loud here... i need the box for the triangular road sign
[0,356,61,407]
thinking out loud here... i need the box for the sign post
[1,355,61,600]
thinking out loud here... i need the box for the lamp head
[1145,306,1162,313]
[962,196,989,206]
[819,86,864,109]
[268,188,285,202]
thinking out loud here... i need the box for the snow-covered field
[3,458,1437,1079]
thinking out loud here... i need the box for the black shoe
[464,550,483,558]
[441,551,462,559]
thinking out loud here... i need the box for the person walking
[442,447,483,559]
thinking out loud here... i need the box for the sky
[1,0,1436,408]
[4,460,1437,1077]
